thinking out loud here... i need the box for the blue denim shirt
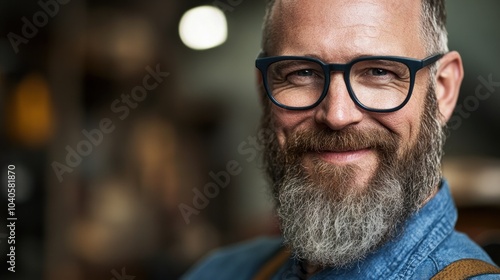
[183,180,498,279]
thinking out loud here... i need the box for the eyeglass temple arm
[422,53,445,68]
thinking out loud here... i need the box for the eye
[353,60,409,80]
[369,68,389,76]
[285,68,322,85]
[295,69,314,77]
[268,60,323,86]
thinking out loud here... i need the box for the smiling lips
[316,148,372,164]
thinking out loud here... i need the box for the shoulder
[412,231,498,279]
[182,236,283,280]
[429,231,494,267]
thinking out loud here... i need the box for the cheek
[374,99,426,154]
[271,109,316,146]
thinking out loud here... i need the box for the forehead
[270,0,425,60]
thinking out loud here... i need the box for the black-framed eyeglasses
[255,53,444,112]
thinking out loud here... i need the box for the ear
[434,51,464,123]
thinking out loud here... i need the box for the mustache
[282,126,400,156]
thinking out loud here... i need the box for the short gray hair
[420,0,449,54]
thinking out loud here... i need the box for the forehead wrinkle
[272,0,423,61]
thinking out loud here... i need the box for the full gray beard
[263,84,445,269]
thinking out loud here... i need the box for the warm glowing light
[179,6,227,50]
[7,73,55,147]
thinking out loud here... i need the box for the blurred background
[0,0,499,279]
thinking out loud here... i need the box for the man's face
[268,0,430,187]
[262,0,445,268]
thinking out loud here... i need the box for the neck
[420,183,440,208]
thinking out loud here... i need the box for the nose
[314,73,364,130]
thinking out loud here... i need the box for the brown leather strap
[254,252,500,279]
[253,247,291,280]
[431,259,500,280]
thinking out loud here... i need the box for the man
[184,0,500,279]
